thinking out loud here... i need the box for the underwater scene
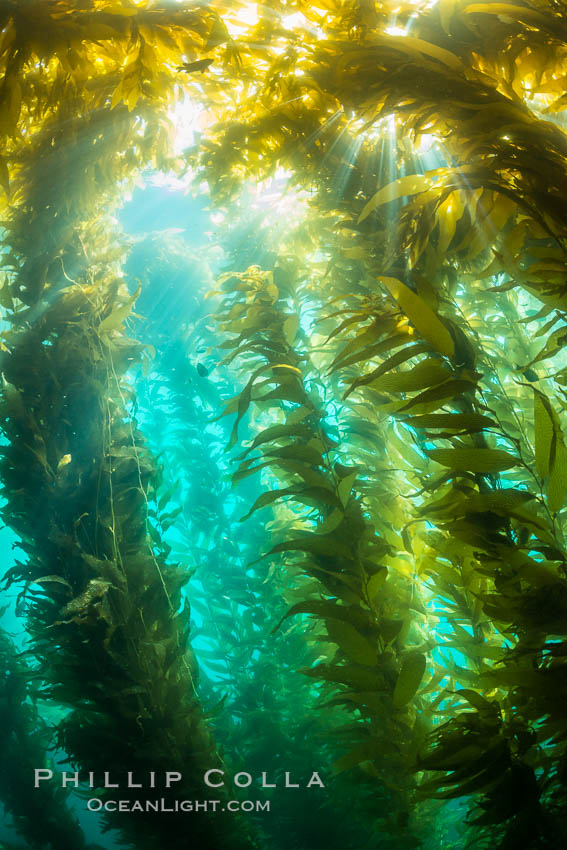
[1,1,567,849]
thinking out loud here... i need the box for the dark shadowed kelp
[1,1,567,849]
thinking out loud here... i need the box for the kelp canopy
[0,1,567,849]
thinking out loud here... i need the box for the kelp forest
[0,1,567,849]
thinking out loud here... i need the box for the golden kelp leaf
[369,358,451,394]
[326,619,377,666]
[548,436,567,513]
[239,485,339,521]
[98,286,140,334]
[267,535,353,561]
[366,569,388,605]
[464,2,551,27]
[463,489,534,515]
[396,379,476,412]
[358,174,431,223]
[0,156,9,196]
[237,422,313,457]
[426,448,520,473]
[338,470,358,507]
[534,388,554,479]
[532,388,567,511]
[283,313,300,345]
[437,191,465,257]
[403,413,497,431]
[387,35,463,71]
[393,651,427,708]
[379,277,454,358]
[342,342,430,398]
[271,600,363,634]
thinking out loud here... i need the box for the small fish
[196,363,209,377]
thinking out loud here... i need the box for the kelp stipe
[210,264,431,845]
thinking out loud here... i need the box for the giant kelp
[1,2,567,850]
[0,4,255,849]
[193,1,567,847]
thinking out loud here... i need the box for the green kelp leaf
[263,443,323,466]
[98,285,140,334]
[283,313,300,345]
[456,690,498,713]
[301,663,384,691]
[426,448,520,473]
[237,421,313,458]
[463,489,535,515]
[358,174,431,223]
[393,652,427,708]
[266,535,354,561]
[366,358,452,394]
[423,758,509,800]
[396,379,477,412]
[33,575,73,593]
[366,569,388,605]
[403,413,497,432]
[239,486,339,521]
[338,471,358,507]
[549,436,567,513]
[534,389,554,478]
[419,744,486,772]
[317,508,345,535]
[532,388,567,511]
[272,600,357,633]
[380,277,455,358]
[332,741,382,775]
[326,619,378,666]
[342,342,430,398]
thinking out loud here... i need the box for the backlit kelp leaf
[534,388,554,478]
[239,485,340,521]
[98,285,140,334]
[358,174,431,223]
[364,358,452,395]
[395,379,477,412]
[338,470,358,507]
[263,443,324,466]
[283,313,300,345]
[426,448,520,473]
[236,422,314,458]
[463,2,552,28]
[532,387,567,511]
[266,535,354,561]
[326,619,378,666]
[456,690,498,713]
[379,277,454,358]
[403,413,497,432]
[271,600,369,634]
[342,342,430,398]
[366,569,388,605]
[548,437,567,513]
[393,651,427,708]
[460,489,535,515]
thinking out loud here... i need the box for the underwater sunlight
[0,2,567,850]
